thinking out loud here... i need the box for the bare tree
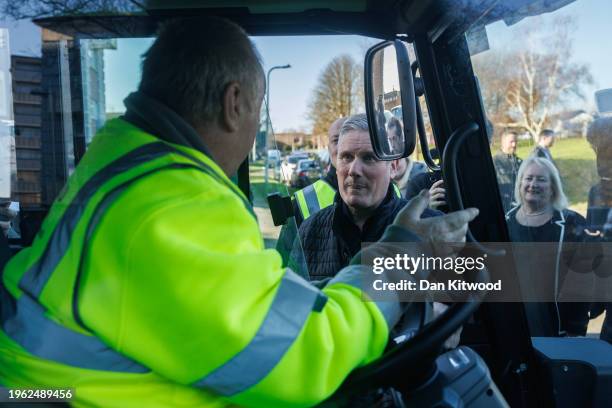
[472,15,593,141]
[308,54,362,138]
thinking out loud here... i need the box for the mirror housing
[596,89,612,114]
[364,40,417,160]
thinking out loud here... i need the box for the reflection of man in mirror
[387,116,404,154]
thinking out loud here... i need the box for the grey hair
[514,156,568,211]
[340,113,369,138]
[139,17,264,127]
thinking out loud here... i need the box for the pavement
[254,206,281,241]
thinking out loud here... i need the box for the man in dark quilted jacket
[292,113,439,282]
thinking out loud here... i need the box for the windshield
[0,1,368,19]
[298,160,314,169]
[470,0,612,340]
[63,34,376,279]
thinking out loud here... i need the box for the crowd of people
[494,122,612,339]
[286,116,612,343]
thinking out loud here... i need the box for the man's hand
[428,179,446,210]
[393,189,479,247]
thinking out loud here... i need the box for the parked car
[281,152,309,185]
[290,159,322,188]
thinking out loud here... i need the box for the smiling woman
[514,156,567,218]
[505,156,596,337]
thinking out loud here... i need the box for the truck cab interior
[2,0,612,406]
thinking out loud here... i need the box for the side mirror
[364,40,416,160]
[596,89,612,114]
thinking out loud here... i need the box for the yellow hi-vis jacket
[0,118,401,407]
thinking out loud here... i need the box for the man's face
[501,133,518,155]
[387,126,403,153]
[328,118,344,168]
[337,130,395,212]
[540,134,555,148]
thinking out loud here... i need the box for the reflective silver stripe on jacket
[19,142,251,299]
[3,142,230,373]
[302,184,320,216]
[0,287,149,373]
[2,140,326,381]
[195,269,327,396]
[328,264,403,329]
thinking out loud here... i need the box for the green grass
[248,138,597,214]
[249,180,296,208]
[508,137,597,213]
[250,181,285,207]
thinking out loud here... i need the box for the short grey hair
[139,17,264,127]
[340,113,369,138]
[514,156,568,211]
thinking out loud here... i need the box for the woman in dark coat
[506,156,597,337]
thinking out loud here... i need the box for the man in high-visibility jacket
[293,117,344,226]
[0,17,478,407]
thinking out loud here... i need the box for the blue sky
[0,19,40,56]
[101,35,376,132]
[2,0,611,132]
[484,0,612,111]
[101,0,612,131]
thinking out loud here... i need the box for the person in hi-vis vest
[0,17,478,408]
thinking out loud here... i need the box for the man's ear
[221,82,242,132]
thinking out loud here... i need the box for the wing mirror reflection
[364,40,417,160]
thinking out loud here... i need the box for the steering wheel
[331,269,489,402]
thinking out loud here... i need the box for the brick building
[11,55,42,208]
